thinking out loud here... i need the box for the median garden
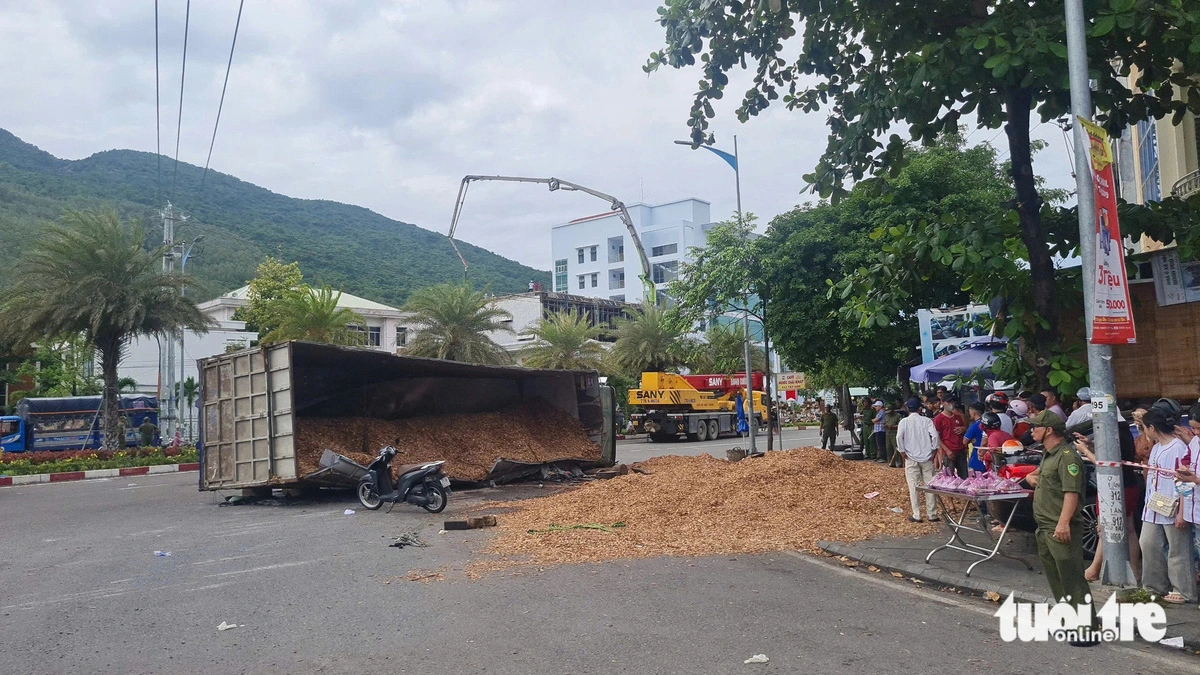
[0,446,198,476]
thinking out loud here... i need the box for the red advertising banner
[1080,117,1136,345]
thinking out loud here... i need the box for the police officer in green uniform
[819,405,839,450]
[1026,410,1097,646]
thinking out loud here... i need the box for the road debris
[478,449,936,567]
[1159,636,1184,648]
[153,551,171,557]
[743,654,769,664]
[863,491,880,499]
[404,570,446,584]
[526,522,626,534]
[984,591,1002,602]
[344,509,356,515]
[444,515,498,530]
[295,403,601,482]
[888,507,904,513]
[389,533,429,549]
[216,621,238,631]
[891,572,904,578]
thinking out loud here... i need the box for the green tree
[1,209,213,449]
[648,0,1200,376]
[610,304,689,373]
[13,335,103,398]
[117,377,140,393]
[262,285,367,346]
[236,256,304,336]
[521,309,607,371]
[403,283,513,364]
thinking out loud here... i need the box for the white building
[118,286,415,437]
[551,198,713,304]
[483,291,629,355]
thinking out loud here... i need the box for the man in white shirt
[1065,387,1093,429]
[897,398,942,522]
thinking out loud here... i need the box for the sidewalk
[819,529,1200,652]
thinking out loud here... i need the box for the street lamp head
[193,234,206,244]
[673,140,693,146]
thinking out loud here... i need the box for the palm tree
[521,309,606,370]
[262,285,367,346]
[117,377,140,393]
[610,303,688,373]
[403,283,512,364]
[179,376,199,440]
[1,209,213,449]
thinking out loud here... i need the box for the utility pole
[159,202,187,441]
[1064,0,1133,586]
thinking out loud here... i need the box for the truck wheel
[357,480,383,510]
[695,421,708,441]
[707,420,719,440]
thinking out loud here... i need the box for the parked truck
[628,371,768,442]
[197,341,616,491]
[0,395,160,453]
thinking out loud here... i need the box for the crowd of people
[821,385,1200,630]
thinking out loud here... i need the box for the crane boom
[447,175,656,304]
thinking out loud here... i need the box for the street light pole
[1064,0,1132,586]
[178,234,204,441]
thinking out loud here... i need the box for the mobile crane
[628,371,768,442]
[446,175,656,304]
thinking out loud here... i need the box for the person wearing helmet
[1010,399,1032,440]
[981,411,1015,469]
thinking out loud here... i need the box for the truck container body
[197,341,615,491]
[0,395,159,453]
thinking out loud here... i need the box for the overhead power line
[199,0,247,196]
[154,0,161,203]
[170,0,192,201]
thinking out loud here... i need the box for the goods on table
[294,402,601,482]
[926,468,1024,495]
[476,448,936,566]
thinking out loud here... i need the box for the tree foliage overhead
[521,309,607,371]
[0,129,549,306]
[237,256,304,336]
[684,322,767,374]
[402,283,513,365]
[670,215,764,325]
[0,209,213,449]
[648,0,1200,379]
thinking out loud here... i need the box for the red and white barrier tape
[1093,459,1181,476]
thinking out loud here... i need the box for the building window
[608,236,624,263]
[590,246,597,262]
[554,259,567,291]
[652,260,679,284]
[1137,119,1161,203]
[609,270,625,290]
[590,273,598,288]
[610,294,625,302]
[578,275,586,290]
[651,243,678,257]
[368,326,381,347]
[396,326,408,347]
[577,248,585,264]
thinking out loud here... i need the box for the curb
[0,462,199,487]
[817,540,1200,653]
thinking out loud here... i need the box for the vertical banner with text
[1079,117,1136,344]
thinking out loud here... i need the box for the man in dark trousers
[819,405,839,450]
[1026,410,1097,646]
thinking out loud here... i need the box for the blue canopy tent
[909,338,1006,383]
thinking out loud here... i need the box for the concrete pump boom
[447,175,656,304]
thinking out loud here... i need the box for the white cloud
[0,0,1078,270]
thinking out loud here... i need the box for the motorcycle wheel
[357,480,383,510]
[421,483,448,513]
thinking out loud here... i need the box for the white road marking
[191,554,261,566]
[207,560,318,578]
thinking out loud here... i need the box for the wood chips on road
[295,402,601,482]
[478,448,937,566]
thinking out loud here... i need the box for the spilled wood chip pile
[480,448,938,566]
[294,402,601,482]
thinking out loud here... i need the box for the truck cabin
[1,416,25,452]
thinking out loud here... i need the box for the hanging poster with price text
[1080,117,1136,344]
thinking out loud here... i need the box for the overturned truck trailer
[198,341,616,491]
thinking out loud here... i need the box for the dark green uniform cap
[1027,409,1066,434]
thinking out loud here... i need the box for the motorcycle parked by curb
[357,445,449,513]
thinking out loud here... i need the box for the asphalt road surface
[1,472,1193,674]
[617,427,825,461]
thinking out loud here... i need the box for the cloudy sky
[0,1,1077,271]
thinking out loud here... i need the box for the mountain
[0,129,549,306]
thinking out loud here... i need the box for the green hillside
[0,129,549,305]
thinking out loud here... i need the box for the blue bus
[0,395,159,453]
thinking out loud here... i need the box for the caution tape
[1093,459,1181,476]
